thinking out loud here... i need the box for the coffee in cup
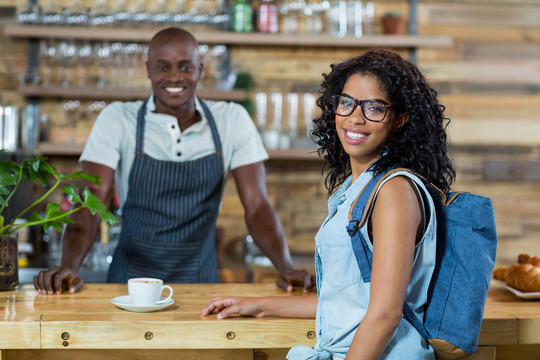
[128,278,173,306]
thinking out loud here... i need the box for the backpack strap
[347,168,418,233]
[347,168,431,339]
[345,170,387,282]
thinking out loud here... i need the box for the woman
[201,49,455,360]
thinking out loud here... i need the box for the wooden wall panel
[425,3,540,27]
[1,0,540,272]
[441,94,540,119]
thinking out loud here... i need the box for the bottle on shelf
[231,0,253,33]
[256,0,278,34]
[39,114,50,142]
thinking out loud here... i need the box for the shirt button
[177,152,182,157]
[176,138,181,143]
[171,124,176,129]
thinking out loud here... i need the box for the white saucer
[494,280,540,300]
[111,295,175,312]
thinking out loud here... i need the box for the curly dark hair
[312,48,455,195]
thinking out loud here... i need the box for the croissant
[518,253,540,267]
[492,266,509,281]
[505,263,540,292]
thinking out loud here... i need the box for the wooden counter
[0,283,315,360]
[0,281,539,360]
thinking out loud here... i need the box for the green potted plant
[0,156,117,291]
[382,11,405,35]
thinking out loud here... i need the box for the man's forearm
[60,208,101,271]
[245,201,295,273]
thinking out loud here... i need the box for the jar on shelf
[256,0,278,33]
[231,0,253,33]
[0,233,19,291]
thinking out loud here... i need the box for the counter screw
[62,341,69,347]
[145,331,154,340]
[226,331,236,340]
[307,331,315,339]
[61,332,70,340]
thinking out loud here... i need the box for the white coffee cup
[128,278,173,306]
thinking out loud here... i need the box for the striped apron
[106,98,224,283]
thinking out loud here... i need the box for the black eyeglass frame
[331,94,394,122]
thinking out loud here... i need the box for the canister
[20,104,40,151]
[0,105,19,152]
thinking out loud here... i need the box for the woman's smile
[344,129,369,144]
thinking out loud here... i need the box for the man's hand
[33,267,84,295]
[276,269,316,293]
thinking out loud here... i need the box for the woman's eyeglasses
[331,95,393,122]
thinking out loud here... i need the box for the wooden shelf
[38,141,85,156]
[267,148,321,161]
[3,24,453,48]
[38,141,322,160]
[17,84,247,101]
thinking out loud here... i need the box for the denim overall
[107,98,223,283]
[288,169,436,360]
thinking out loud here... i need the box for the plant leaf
[28,211,45,223]
[0,166,18,209]
[41,203,74,233]
[21,157,57,186]
[43,221,67,234]
[0,171,17,187]
[62,171,102,185]
[45,202,62,217]
[62,184,82,203]
[81,188,118,225]
[0,160,20,178]
[0,184,11,207]
[1,156,117,234]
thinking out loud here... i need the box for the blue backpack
[345,168,497,359]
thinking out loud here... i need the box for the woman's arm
[346,176,423,360]
[201,294,318,319]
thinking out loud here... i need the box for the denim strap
[348,168,430,340]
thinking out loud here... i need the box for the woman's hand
[201,297,268,319]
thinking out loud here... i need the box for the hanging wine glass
[109,42,125,87]
[150,0,170,25]
[63,99,80,144]
[77,40,93,87]
[93,41,111,88]
[122,42,140,88]
[40,0,64,25]
[171,0,189,25]
[65,0,89,25]
[57,39,78,87]
[88,100,107,122]
[113,0,130,25]
[191,0,209,27]
[39,38,57,86]
[129,0,150,26]
[89,0,115,26]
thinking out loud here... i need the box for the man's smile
[165,86,185,93]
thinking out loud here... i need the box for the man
[34,27,314,294]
